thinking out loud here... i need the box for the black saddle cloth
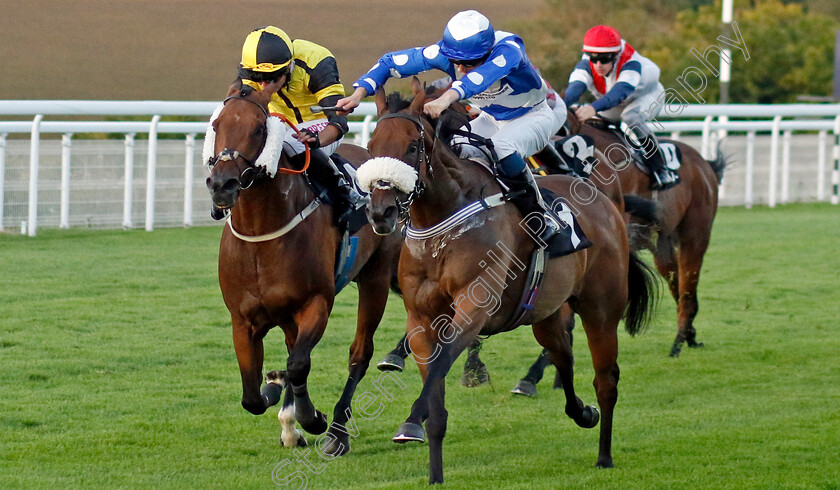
[537,187,592,259]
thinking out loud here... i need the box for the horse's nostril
[222,179,241,193]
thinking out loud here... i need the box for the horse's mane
[385,92,412,114]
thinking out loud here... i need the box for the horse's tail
[624,250,659,336]
[623,195,659,225]
[706,141,729,184]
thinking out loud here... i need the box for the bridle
[375,111,433,219]
[206,95,270,190]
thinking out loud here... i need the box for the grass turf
[1,203,838,488]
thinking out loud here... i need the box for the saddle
[536,134,598,180]
[584,119,683,175]
[302,152,369,236]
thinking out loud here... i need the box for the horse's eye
[407,143,418,154]
[253,127,264,138]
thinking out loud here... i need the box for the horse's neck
[230,173,314,235]
[410,145,497,228]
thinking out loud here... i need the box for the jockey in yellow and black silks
[238,26,357,228]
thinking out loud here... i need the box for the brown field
[1,0,542,101]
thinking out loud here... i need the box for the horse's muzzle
[366,204,399,236]
[206,175,241,209]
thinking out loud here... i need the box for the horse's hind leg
[461,338,490,387]
[377,333,410,372]
[652,233,691,357]
[574,288,624,468]
[673,217,713,354]
[324,261,393,457]
[532,307,599,428]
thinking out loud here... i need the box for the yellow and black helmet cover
[240,26,294,73]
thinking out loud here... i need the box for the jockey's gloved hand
[298,128,321,149]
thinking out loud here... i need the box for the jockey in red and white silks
[563,25,679,189]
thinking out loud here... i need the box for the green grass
[1,203,839,489]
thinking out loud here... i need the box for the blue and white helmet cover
[439,10,495,61]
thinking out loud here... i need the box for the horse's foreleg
[232,319,275,415]
[287,297,331,435]
[324,272,392,457]
[396,307,486,485]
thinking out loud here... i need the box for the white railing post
[670,131,680,141]
[768,115,782,208]
[745,131,755,209]
[60,133,73,229]
[0,133,6,231]
[361,115,374,148]
[184,134,195,227]
[27,115,43,236]
[123,134,136,228]
[701,115,713,159]
[833,116,840,205]
[145,115,161,231]
[817,130,827,201]
[717,114,728,142]
[781,130,792,204]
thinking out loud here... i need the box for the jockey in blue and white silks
[338,10,564,241]
[563,25,679,190]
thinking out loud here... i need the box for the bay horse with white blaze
[357,82,656,484]
[205,80,402,455]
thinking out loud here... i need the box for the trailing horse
[566,110,726,356]
[205,80,402,456]
[357,81,656,483]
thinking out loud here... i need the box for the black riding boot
[291,150,356,230]
[496,160,560,243]
[637,135,680,190]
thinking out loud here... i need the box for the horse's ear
[409,87,425,114]
[257,80,282,106]
[410,77,424,97]
[375,87,388,117]
[227,81,241,97]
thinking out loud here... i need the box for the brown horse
[566,111,726,356]
[205,81,402,455]
[359,82,656,483]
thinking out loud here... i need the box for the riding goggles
[587,52,618,64]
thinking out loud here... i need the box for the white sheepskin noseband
[356,157,419,193]
[202,104,289,178]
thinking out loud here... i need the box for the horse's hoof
[298,410,328,435]
[510,379,537,397]
[280,431,308,448]
[393,422,425,443]
[461,363,490,387]
[321,431,350,457]
[377,353,405,372]
[669,343,683,357]
[595,457,614,468]
[575,405,600,429]
[260,383,284,407]
[688,340,705,349]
